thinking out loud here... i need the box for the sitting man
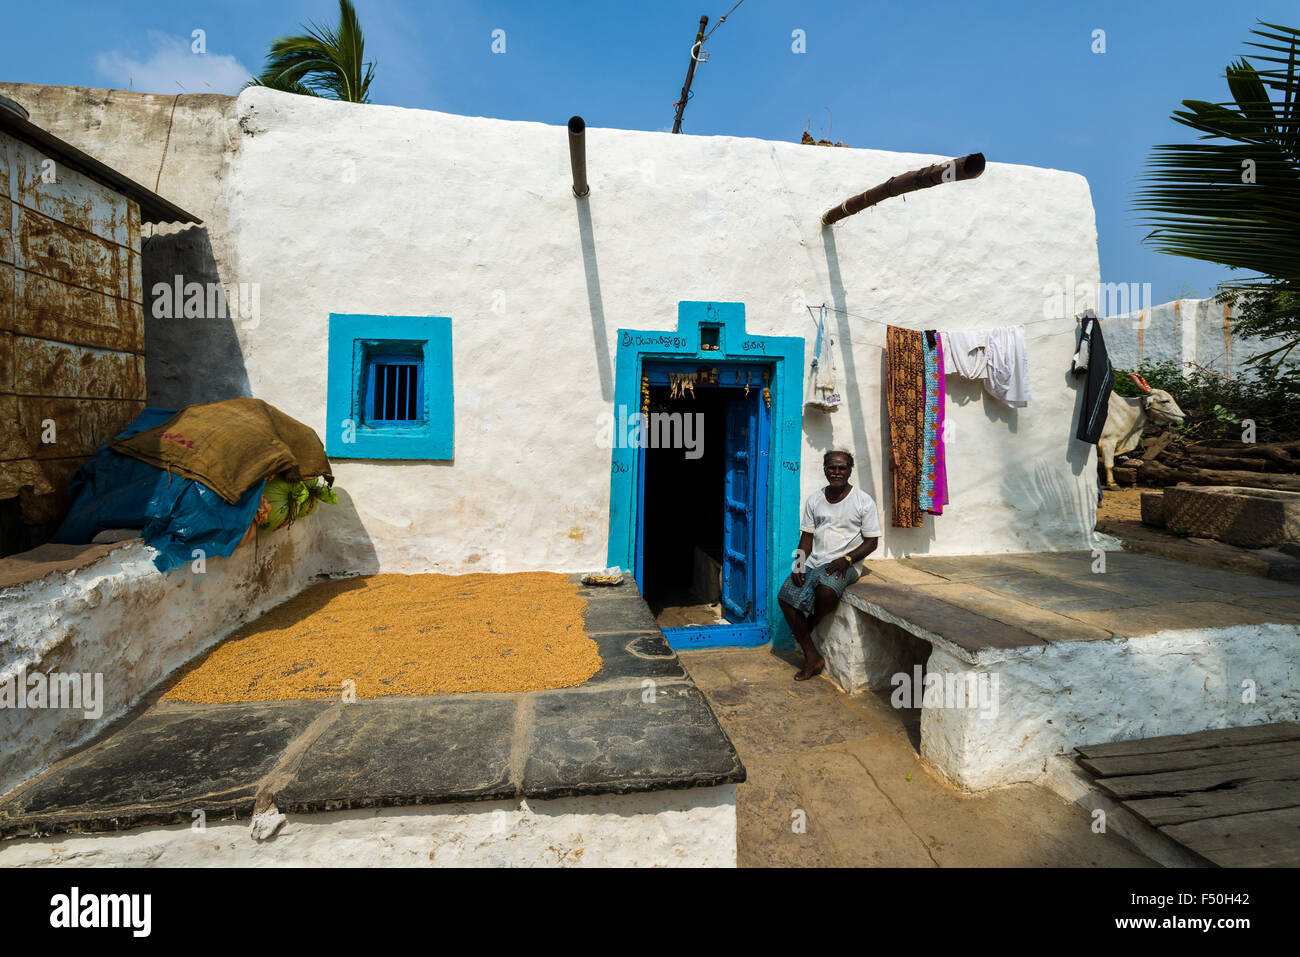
[778,450,881,680]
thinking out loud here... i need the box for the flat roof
[0,102,201,226]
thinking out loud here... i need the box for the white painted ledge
[816,601,1300,791]
[0,784,737,868]
[0,521,322,796]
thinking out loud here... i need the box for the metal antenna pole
[671,16,708,134]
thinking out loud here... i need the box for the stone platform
[813,550,1300,790]
[0,577,744,865]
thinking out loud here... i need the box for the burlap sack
[110,398,333,505]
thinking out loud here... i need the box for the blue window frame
[326,314,453,460]
[365,356,423,425]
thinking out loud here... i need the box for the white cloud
[94,31,253,95]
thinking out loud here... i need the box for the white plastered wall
[920,625,1298,791]
[1104,296,1280,379]
[219,88,1104,575]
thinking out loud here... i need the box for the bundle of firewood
[1113,430,1300,492]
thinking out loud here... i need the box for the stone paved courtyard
[679,646,1157,867]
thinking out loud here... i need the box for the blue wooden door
[722,399,756,622]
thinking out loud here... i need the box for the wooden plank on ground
[1161,806,1300,868]
[1075,722,1300,760]
[1093,752,1300,801]
[1125,777,1300,828]
[1078,738,1300,779]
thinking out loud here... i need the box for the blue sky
[4,0,1295,305]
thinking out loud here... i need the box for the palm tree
[1134,21,1300,372]
[247,0,376,103]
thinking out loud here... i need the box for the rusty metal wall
[1,129,146,525]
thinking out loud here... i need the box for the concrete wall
[3,83,1107,575]
[0,127,145,526]
[1104,296,1280,379]
[0,521,320,796]
[0,83,251,408]
[920,623,1300,790]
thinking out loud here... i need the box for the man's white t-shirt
[800,486,882,568]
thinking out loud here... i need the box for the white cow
[1099,373,1186,488]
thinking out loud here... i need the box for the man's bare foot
[794,656,824,681]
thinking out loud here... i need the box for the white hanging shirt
[985,325,1031,407]
[800,486,882,568]
[942,329,989,378]
[941,325,1031,407]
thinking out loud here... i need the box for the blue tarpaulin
[53,408,266,573]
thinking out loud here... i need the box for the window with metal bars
[364,356,423,424]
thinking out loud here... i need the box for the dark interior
[641,385,726,607]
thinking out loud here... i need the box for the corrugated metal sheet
[1,129,146,521]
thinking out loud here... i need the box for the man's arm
[825,536,878,575]
[792,530,814,586]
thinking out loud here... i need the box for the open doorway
[642,385,726,626]
[637,362,770,646]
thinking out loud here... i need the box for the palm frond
[1134,21,1300,371]
[252,0,375,103]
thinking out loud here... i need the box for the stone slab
[1163,486,1300,549]
[900,555,1032,583]
[522,682,744,798]
[735,757,839,867]
[585,629,687,684]
[1067,600,1300,636]
[786,749,937,867]
[965,572,1145,612]
[844,581,1048,653]
[0,701,331,835]
[912,582,1116,643]
[582,592,662,634]
[700,667,840,720]
[275,697,517,810]
[856,561,951,586]
[0,540,138,590]
[1141,491,1164,528]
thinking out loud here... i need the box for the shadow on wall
[999,365,1094,549]
[575,197,614,403]
[311,486,381,577]
[820,228,873,469]
[142,224,252,408]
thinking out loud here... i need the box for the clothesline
[804,304,1075,351]
[804,303,1075,331]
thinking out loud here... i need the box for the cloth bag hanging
[804,306,842,412]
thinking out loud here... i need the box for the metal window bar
[368,358,421,422]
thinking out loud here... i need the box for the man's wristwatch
[844,553,855,565]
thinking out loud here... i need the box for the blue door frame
[636,362,770,648]
[606,301,805,650]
